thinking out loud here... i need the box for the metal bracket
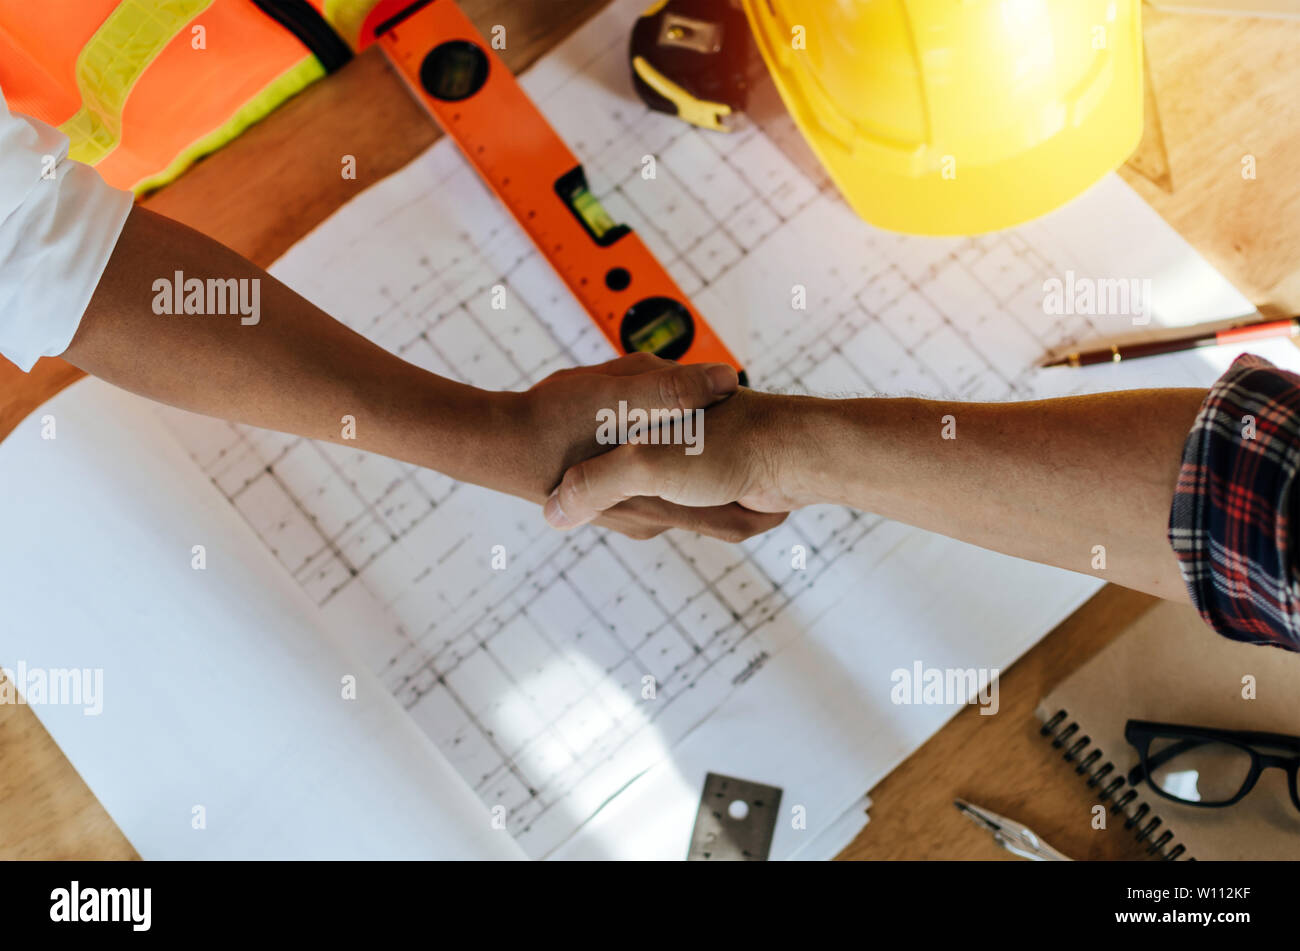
[687,772,782,860]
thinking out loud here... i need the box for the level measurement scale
[367,0,746,380]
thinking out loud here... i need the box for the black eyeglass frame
[1124,719,1300,812]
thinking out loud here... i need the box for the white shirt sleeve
[0,86,133,372]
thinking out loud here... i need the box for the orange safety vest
[0,0,411,195]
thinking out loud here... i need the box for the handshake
[504,352,816,544]
[497,350,1205,608]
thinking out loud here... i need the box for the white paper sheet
[0,380,523,860]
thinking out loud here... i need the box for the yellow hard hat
[740,0,1144,235]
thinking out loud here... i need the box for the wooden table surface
[2,1,1298,861]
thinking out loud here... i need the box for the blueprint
[150,0,1295,858]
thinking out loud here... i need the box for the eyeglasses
[1124,720,1300,813]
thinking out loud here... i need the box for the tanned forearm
[65,205,521,492]
[791,389,1204,600]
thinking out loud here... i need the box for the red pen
[1043,314,1300,368]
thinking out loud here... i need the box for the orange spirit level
[364,0,745,380]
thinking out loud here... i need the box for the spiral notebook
[1036,601,1300,860]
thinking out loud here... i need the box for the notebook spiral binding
[1040,709,1190,861]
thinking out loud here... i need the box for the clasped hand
[507,352,789,542]
[536,357,817,539]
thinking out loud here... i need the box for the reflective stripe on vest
[58,0,215,167]
[0,0,383,195]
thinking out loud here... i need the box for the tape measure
[368,0,746,380]
[630,0,750,133]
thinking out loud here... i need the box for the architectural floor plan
[149,0,1283,857]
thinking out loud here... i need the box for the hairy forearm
[790,389,1205,600]
[64,206,530,496]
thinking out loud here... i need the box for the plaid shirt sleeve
[1168,353,1300,650]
